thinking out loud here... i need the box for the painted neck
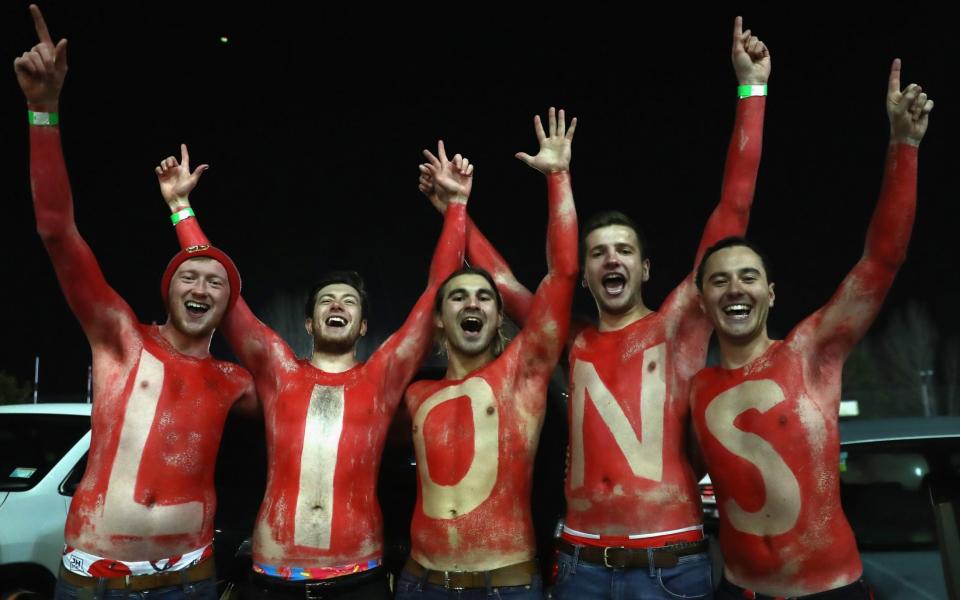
[444,345,496,381]
[158,321,213,359]
[717,330,775,370]
[597,301,653,332]
[309,348,360,373]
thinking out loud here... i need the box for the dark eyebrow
[738,268,763,276]
[319,292,359,301]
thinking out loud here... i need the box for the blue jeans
[54,575,218,600]
[395,569,544,599]
[549,548,713,599]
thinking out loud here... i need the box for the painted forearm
[545,171,579,279]
[172,213,211,248]
[864,143,917,271]
[30,122,131,336]
[466,215,535,326]
[694,96,765,265]
[30,123,74,241]
[377,200,467,396]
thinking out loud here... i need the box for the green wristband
[171,207,195,226]
[737,84,767,99]
[27,110,59,126]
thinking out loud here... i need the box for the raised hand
[420,140,473,205]
[887,59,933,147]
[418,164,446,214]
[732,16,770,85]
[515,107,576,174]
[13,4,68,110]
[155,144,209,211]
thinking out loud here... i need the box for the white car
[0,403,91,597]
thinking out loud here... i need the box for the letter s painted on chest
[704,379,801,536]
[570,343,666,487]
[412,377,499,520]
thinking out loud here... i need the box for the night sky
[2,3,957,398]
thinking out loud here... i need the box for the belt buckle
[441,570,466,591]
[602,546,624,568]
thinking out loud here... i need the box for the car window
[0,413,90,492]
[840,438,960,549]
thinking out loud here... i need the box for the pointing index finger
[888,58,902,95]
[29,5,54,47]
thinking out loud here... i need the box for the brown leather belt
[59,559,215,591]
[557,539,708,569]
[403,558,538,589]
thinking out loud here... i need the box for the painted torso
[65,325,249,560]
[405,342,549,572]
[251,357,394,567]
[565,306,707,536]
[690,336,860,595]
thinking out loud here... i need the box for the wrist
[167,198,191,213]
[737,84,767,99]
[890,136,921,148]
[171,207,196,226]
[27,109,59,126]
[27,101,59,113]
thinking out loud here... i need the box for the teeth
[602,273,626,295]
[185,301,210,313]
[326,316,347,327]
[723,304,751,315]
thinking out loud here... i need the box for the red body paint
[405,171,577,571]
[467,99,765,540]
[690,144,917,595]
[30,126,252,561]
[173,203,465,568]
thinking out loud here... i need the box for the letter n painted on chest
[294,384,345,549]
[704,379,801,536]
[571,343,666,487]
[412,377,499,520]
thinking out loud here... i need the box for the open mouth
[185,301,210,315]
[723,304,752,320]
[602,273,626,296]
[325,316,348,328]
[460,316,483,336]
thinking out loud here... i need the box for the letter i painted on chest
[570,343,667,487]
[102,349,203,534]
[294,384,345,549]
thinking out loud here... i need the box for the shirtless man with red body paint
[419,19,768,599]
[155,141,470,598]
[15,6,256,597]
[394,108,578,599]
[690,60,933,599]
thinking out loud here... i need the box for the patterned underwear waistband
[61,542,213,578]
[253,558,382,581]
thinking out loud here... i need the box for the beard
[313,333,359,356]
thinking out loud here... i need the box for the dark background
[1,3,957,398]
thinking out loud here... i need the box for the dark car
[700,417,960,599]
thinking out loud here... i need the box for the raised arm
[419,165,536,327]
[155,145,296,382]
[693,15,769,266]
[808,59,931,359]
[371,141,469,404]
[510,108,579,373]
[17,5,137,357]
